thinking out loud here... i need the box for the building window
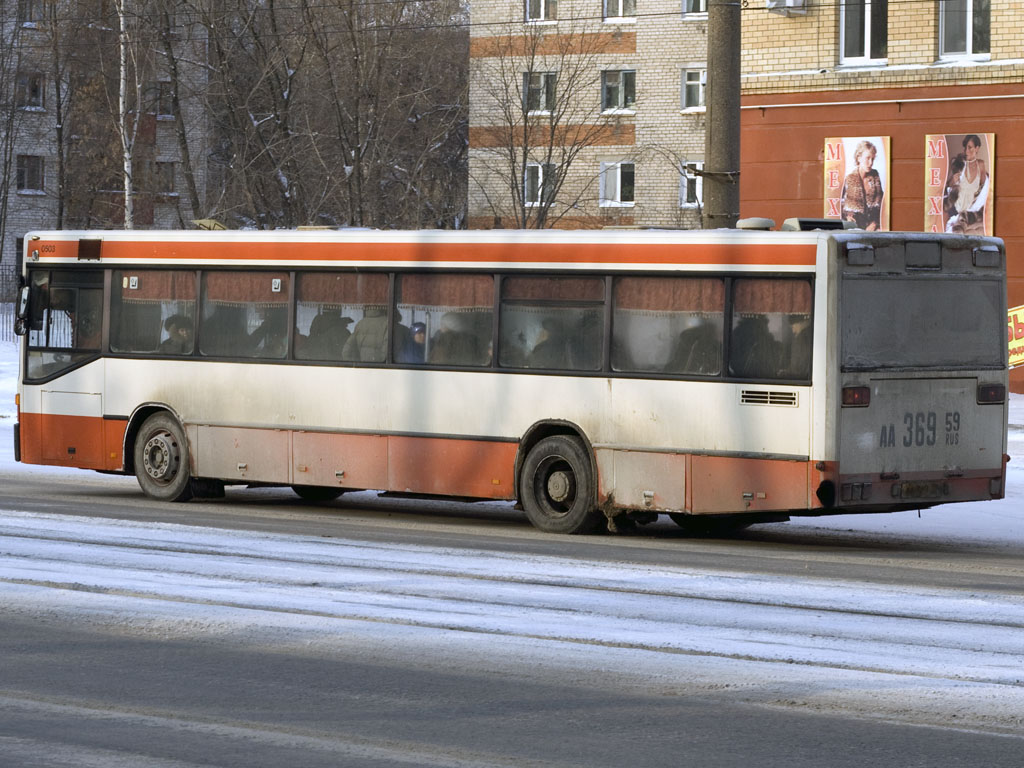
[940,0,990,57]
[604,0,636,18]
[17,0,42,25]
[840,0,887,62]
[602,70,636,111]
[15,72,44,109]
[146,81,173,117]
[600,161,635,206]
[524,72,556,113]
[681,69,705,109]
[525,163,556,206]
[16,155,44,192]
[526,0,557,21]
[682,0,706,15]
[680,162,703,208]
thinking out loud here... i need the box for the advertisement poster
[824,136,891,231]
[1010,304,1024,369]
[924,133,995,235]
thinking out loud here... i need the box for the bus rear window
[841,277,1004,370]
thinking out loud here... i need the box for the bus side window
[110,270,197,354]
[729,278,811,380]
[395,274,493,367]
[612,276,724,376]
[499,276,604,371]
[200,272,290,359]
[295,272,389,363]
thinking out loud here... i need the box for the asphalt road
[2,467,1023,767]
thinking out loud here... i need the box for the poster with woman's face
[924,133,995,236]
[824,136,891,231]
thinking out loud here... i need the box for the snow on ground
[1,338,1022,543]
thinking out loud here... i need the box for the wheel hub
[143,433,178,482]
[546,469,574,503]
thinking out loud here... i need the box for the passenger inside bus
[780,312,812,379]
[302,312,353,360]
[342,307,388,362]
[158,314,194,355]
[666,321,721,375]
[428,313,485,366]
[249,311,288,358]
[527,318,566,369]
[729,314,779,379]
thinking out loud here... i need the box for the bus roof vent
[78,238,102,261]
[736,217,775,231]
[741,390,798,407]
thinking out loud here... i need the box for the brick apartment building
[469,0,1023,383]
[468,0,711,229]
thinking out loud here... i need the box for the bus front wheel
[134,413,193,502]
[520,435,602,534]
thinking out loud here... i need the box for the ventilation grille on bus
[740,390,798,407]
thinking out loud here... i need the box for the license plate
[897,481,949,499]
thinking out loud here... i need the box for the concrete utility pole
[702,0,741,229]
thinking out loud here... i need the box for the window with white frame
[16,155,44,192]
[939,0,990,57]
[524,72,557,113]
[600,161,635,206]
[840,0,888,62]
[602,70,636,111]
[15,71,44,109]
[526,0,557,21]
[525,163,556,206]
[146,81,173,117]
[604,0,636,18]
[681,69,705,109]
[680,162,703,208]
[682,0,706,15]
[17,0,42,25]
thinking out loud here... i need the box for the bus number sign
[879,411,960,448]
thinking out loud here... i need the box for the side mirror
[14,285,29,336]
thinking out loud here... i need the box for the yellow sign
[1009,304,1024,369]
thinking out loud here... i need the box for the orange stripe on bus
[38,240,818,267]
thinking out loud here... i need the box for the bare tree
[470,7,634,228]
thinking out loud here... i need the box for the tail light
[977,383,1005,404]
[842,386,870,407]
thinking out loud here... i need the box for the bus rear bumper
[836,470,1004,508]
[13,422,20,463]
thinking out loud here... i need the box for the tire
[668,513,752,537]
[134,413,193,502]
[519,435,602,534]
[292,485,345,502]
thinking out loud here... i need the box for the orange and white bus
[11,227,1009,534]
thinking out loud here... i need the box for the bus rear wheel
[292,485,345,502]
[134,413,193,502]
[520,435,602,534]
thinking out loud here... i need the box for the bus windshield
[841,276,1004,370]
